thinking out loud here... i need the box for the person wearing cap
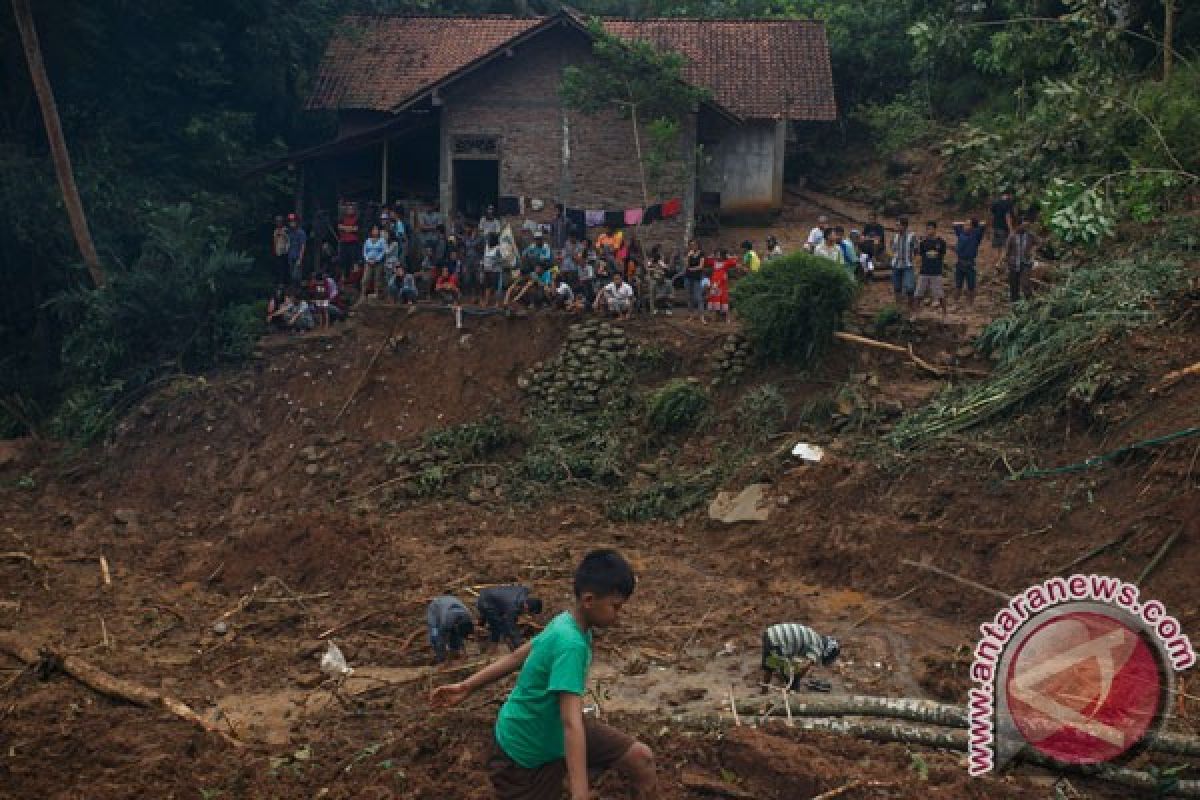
[336,202,360,277]
[286,213,308,282]
[760,622,840,692]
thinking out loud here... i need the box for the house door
[453,159,498,220]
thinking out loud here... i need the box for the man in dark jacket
[427,595,475,663]
[477,584,543,653]
[952,218,987,307]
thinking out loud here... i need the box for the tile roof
[307,14,836,121]
[601,19,836,120]
[306,15,541,113]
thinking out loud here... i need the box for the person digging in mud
[431,549,656,800]
[760,622,840,694]
[477,584,543,654]
[427,594,474,664]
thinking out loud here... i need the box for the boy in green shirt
[431,549,654,800]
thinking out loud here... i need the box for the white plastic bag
[320,641,354,677]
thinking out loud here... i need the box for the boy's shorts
[488,719,634,800]
[914,274,944,299]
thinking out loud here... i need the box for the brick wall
[439,26,694,255]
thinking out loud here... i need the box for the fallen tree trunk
[736,694,967,727]
[673,711,1200,797]
[0,632,243,747]
[734,693,1200,756]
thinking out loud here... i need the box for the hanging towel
[604,210,625,228]
[585,209,605,228]
[662,198,683,218]
[566,208,587,233]
[497,196,520,216]
[643,204,663,224]
[624,207,644,226]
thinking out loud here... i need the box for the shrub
[731,252,858,366]
[736,384,789,441]
[645,380,709,435]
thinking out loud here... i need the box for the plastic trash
[791,442,825,463]
[319,641,354,677]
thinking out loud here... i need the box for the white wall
[703,119,786,215]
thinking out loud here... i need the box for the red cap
[287,213,297,221]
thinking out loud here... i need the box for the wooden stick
[333,315,403,424]
[1151,361,1200,393]
[832,331,989,378]
[319,610,389,640]
[1056,530,1133,574]
[810,781,897,800]
[781,687,793,728]
[99,616,110,649]
[899,558,1010,601]
[0,632,243,747]
[728,686,741,726]
[1137,526,1184,586]
[99,556,111,587]
[852,585,918,628]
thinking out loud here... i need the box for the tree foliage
[731,253,857,367]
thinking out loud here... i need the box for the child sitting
[427,595,475,664]
[389,265,418,305]
[434,266,461,304]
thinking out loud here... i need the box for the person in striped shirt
[760,623,840,692]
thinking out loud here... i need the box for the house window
[453,135,499,158]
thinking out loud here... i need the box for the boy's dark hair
[741,239,752,250]
[526,596,544,614]
[573,549,636,599]
[926,220,937,229]
[833,226,844,234]
[898,216,909,227]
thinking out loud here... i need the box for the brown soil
[2,191,1198,798]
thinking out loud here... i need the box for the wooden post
[381,139,389,205]
[11,0,104,288]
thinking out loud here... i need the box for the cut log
[0,632,242,747]
[680,769,754,799]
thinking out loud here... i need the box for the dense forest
[0,0,1196,441]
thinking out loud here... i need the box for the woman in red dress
[703,247,735,324]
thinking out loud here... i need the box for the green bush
[424,415,515,461]
[731,252,858,366]
[645,380,709,435]
[853,94,934,155]
[736,384,789,441]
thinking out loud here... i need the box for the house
[279,11,835,247]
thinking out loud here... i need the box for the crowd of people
[267,189,1039,331]
[265,199,794,331]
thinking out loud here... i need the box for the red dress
[705,258,733,310]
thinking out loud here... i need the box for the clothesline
[497,196,683,228]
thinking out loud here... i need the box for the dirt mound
[215,516,374,592]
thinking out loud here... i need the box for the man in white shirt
[805,215,828,252]
[596,273,635,319]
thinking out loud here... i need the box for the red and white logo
[1004,610,1166,764]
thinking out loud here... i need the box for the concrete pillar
[381,139,389,204]
[438,111,452,214]
[772,119,787,209]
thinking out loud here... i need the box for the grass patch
[645,380,709,435]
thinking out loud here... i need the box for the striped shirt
[764,623,826,661]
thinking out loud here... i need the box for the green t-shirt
[494,611,592,768]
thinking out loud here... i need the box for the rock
[320,466,341,478]
[481,474,500,490]
[299,445,321,462]
[708,484,773,524]
[113,509,139,526]
[636,463,658,477]
[305,463,320,476]
[956,345,976,360]
[212,620,229,636]
[467,488,485,503]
